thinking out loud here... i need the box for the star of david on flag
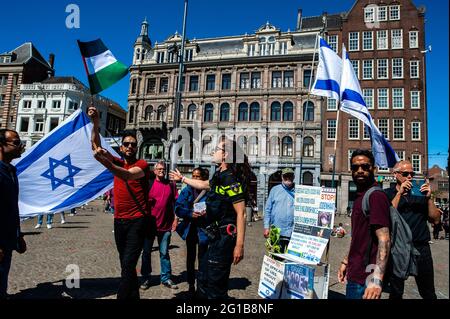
[41,155,82,191]
[13,109,120,218]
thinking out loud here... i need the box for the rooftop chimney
[297,9,303,31]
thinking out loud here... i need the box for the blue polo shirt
[0,160,20,251]
[264,184,295,238]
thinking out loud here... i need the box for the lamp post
[169,0,188,172]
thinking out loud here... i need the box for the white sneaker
[47,224,52,229]
[34,224,42,229]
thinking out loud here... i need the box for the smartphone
[410,179,425,197]
[194,202,207,215]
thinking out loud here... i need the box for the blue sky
[1,0,448,168]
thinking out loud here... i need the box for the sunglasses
[7,140,24,147]
[351,163,372,172]
[123,142,137,148]
[397,171,415,177]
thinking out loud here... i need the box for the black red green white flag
[77,39,129,95]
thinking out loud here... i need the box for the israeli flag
[340,45,399,168]
[13,109,119,218]
[310,36,342,100]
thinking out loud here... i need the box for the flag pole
[299,32,319,185]
[331,106,340,189]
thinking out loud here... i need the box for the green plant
[265,225,282,254]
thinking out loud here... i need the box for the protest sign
[258,255,285,299]
[281,263,315,299]
[294,186,336,229]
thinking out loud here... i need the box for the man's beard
[354,171,375,189]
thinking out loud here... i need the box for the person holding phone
[384,160,441,299]
[174,167,209,298]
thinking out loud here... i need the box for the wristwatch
[370,277,383,287]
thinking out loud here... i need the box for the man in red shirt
[140,160,179,290]
[337,149,391,299]
[88,106,150,299]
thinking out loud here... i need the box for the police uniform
[197,168,245,299]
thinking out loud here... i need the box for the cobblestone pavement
[7,200,449,299]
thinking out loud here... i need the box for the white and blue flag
[13,109,119,218]
[310,36,342,100]
[340,45,399,168]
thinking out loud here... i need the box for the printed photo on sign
[294,186,336,229]
[281,264,315,299]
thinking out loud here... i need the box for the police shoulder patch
[230,182,241,194]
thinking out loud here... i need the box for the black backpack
[362,186,420,280]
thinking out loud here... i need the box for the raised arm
[88,105,101,151]
[169,169,210,190]
[93,148,145,181]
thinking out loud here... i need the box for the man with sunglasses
[385,160,440,299]
[0,129,27,299]
[88,106,150,299]
[338,149,391,299]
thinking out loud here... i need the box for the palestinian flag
[77,39,129,95]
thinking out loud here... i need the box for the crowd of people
[1,108,447,300]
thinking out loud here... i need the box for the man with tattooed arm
[338,149,391,299]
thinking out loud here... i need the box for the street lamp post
[169,0,189,172]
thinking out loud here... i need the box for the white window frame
[363,88,374,109]
[327,120,337,140]
[393,118,405,141]
[37,101,46,109]
[364,7,376,23]
[392,88,404,109]
[349,32,360,51]
[327,35,338,53]
[327,98,338,111]
[410,60,420,79]
[396,151,405,161]
[34,117,44,132]
[390,5,401,21]
[377,59,389,79]
[351,60,360,79]
[391,29,403,49]
[363,31,374,51]
[362,60,374,79]
[392,58,404,79]
[348,149,356,171]
[378,6,388,21]
[411,91,421,109]
[23,100,32,109]
[348,118,360,140]
[378,88,389,109]
[363,125,371,140]
[377,30,388,50]
[378,118,389,140]
[412,154,422,173]
[409,31,419,49]
[411,121,421,141]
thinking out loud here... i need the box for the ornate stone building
[127,19,324,211]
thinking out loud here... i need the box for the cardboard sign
[258,255,285,299]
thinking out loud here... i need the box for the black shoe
[161,279,178,289]
[140,278,151,290]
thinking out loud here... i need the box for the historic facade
[0,42,54,129]
[17,76,126,148]
[127,19,324,211]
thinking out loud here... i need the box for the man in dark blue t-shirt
[385,160,440,299]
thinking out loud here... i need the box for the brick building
[0,42,54,129]
[428,165,449,208]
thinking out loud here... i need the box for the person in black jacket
[0,129,27,299]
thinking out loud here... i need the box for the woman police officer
[170,136,252,299]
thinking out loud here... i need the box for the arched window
[202,135,212,155]
[204,103,214,122]
[187,104,197,120]
[282,136,293,157]
[220,103,230,122]
[237,136,247,154]
[128,105,135,123]
[303,137,314,157]
[283,101,294,121]
[248,136,258,156]
[157,105,166,121]
[135,48,141,61]
[270,136,280,156]
[271,102,281,121]
[144,105,153,121]
[238,102,248,121]
[303,172,313,186]
[303,101,314,121]
[249,102,260,121]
